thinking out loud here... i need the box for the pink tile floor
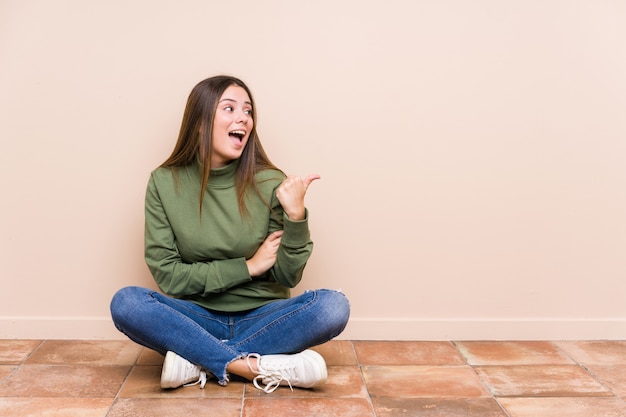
[1,339,625,416]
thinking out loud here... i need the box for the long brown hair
[161,75,280,215]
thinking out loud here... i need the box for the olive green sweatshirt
[144,160,313,312]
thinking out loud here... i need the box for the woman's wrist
[285,206,305,221]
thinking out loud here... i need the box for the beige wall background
[1,0,624,340]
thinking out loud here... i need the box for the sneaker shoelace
[247,353,296,393]
[183,370,207,389]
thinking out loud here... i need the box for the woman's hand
[246,230,283,277]
[276,174,320,221]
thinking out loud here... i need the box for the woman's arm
[265,174,320,287]
[144,176,252,297]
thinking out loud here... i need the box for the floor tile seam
[0,395,117,414]
[485,389,616,399]
[553,340,626,364]
[470,363,598,369]
[351,341,378,417]
[359,368,379,417]
[19,340,46,365]
[471,364,618,399]
[575,364,626,401]
[349,340,361,367]
[246,393,372,401]
[452,340,586,367]
[359,361,473,367]
[490,392,619,399]
[242,381,256,400]
[366,393,498,400]
[552,340,590,369]
[458,353,505,407]
[109,363,137,406]
[131,348,143,367]
[8,363,136,369]
[0,396,117,401]
[451,340,472,366]
[492,396,513,417]
[0,365,21,389]
[0,392,121,400]
[238,385,246,417]
[550,340,626,366]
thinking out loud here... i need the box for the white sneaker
[248,349,328,393]
[160,351,208,389]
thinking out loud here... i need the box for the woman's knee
[313,289,351,333]
[110,286,149,324]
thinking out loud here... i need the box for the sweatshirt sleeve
[267,190,314,288]
[144,175,252,297]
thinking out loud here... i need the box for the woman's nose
[237,110,250,123]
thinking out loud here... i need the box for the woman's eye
[223,106,233,112]
[244,109,253,115]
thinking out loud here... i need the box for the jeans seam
[230,291,318,351]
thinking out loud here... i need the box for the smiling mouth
[229,130,246,141]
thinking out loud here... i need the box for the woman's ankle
[226,357,257,381]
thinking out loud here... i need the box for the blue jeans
[110,286,350,385]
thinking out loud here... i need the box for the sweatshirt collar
[207,160,238,188]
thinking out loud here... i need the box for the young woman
[110,75,350,393]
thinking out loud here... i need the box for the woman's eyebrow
[219,98,252,105]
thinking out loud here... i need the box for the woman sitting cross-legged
[110,75,350,393]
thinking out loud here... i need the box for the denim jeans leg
[110,286,246,385]
[227,289,350,355]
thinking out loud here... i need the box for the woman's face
[211,85,254,168]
